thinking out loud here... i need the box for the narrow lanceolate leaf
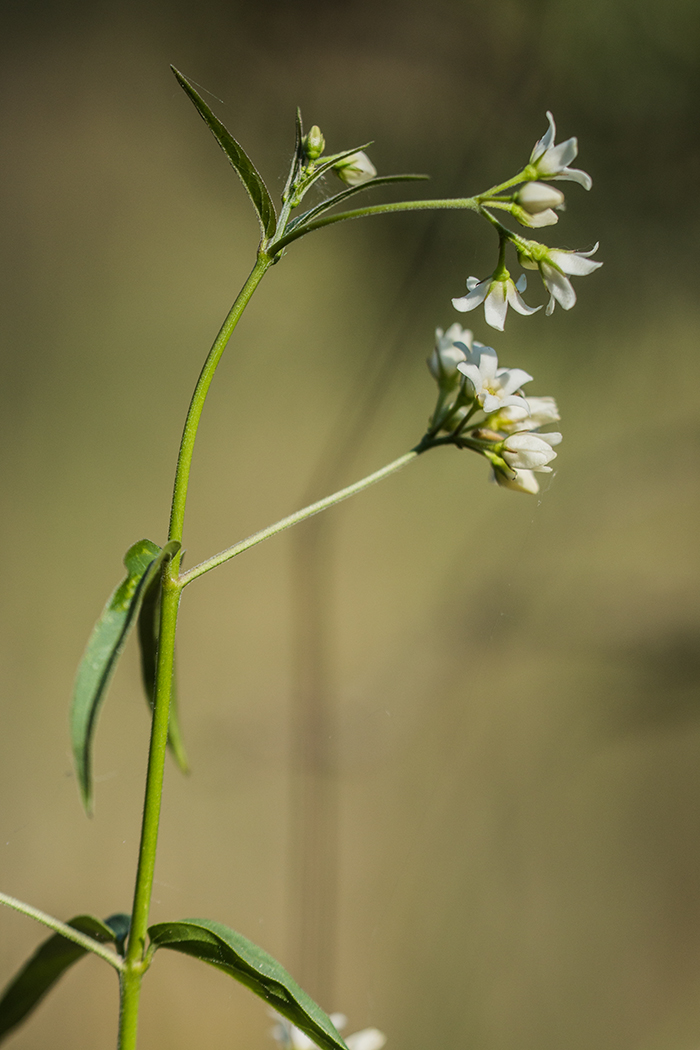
[0,914,126,1043]
[138,573,189,773]
[171,67,277,239]
[71,539,180,814]
[281,108,305,206]
[148,919,349,1050]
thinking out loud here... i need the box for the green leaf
[286,173,430,234]
[0,914,126,1043]
[281,108,305,206]
[172,67,277,240]
[138,573,189,774]
[71,539,180,814]
[148,919,348,1050]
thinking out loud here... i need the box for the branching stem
[178,449,424,588]
[0,892,124,971]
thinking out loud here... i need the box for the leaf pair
[0,913,129,1043]
[70,538,185,814]
[0,913,347,1050]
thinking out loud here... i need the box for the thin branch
[0,891,124,972]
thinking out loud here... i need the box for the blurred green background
[1,0,700,1047]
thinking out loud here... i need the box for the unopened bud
[516,182,565,214]
[428,325,469,389]
[333,151,377,186]
[303,126,325,162]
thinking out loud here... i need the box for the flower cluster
[456,112,601,329]
[271,1012,386,1050]
[426,324,561,494]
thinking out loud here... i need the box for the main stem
[118,251,272,1050]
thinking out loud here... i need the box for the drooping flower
[452,272,540,331]
[333,151,377,186]
[428,323,471,387]
[501,431,562,472]
[456,344,532,414]
[271,1012,386,1050]
[513,182,565,228]
[519,242,602,315]
[529,112,592,190]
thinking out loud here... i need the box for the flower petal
[477,345,499,379]
[522,208,559,227]
[456,362,483,392]
[541,264,577,310]
[494,467,540,494]
[530,111,556,162]
[483,284,508,331]
[539,136,578,173]
[452,279,490,313]
[548,246,602,276]
[498,367,534,394]
[552,166,592,190]
[506,284,542,316]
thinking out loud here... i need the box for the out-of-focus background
[1,1,700,1047]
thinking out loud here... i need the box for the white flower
[333,151,377,186]
[456,344,532,414]
[493,467,541,494]
[491,396,560,432]
[502,431,561,472]
[452,272,540,331]
[529,111,592,190]
[513,182,565,228]
[428,323,471,384]
[520,243,602,315]
[271,1012,386,1050]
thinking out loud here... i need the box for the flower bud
[428,343,467,388]
[333,151,377,186]
[303,126,325,162]
[516,182,565,214]
[501,432,561,472]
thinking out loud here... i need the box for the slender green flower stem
[168,253,273,548]
[269,197,479,254]
[178,448,424,588]
[0,892,124,970]
[118,252,274,1050]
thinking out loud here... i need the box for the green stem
[476,169,530,200]
[119,581,180,1048]
[179,448,425,588]
[119,253,273,1050]
[0,892,124,970]
[269,197,479,253]
[168,252,273,549]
